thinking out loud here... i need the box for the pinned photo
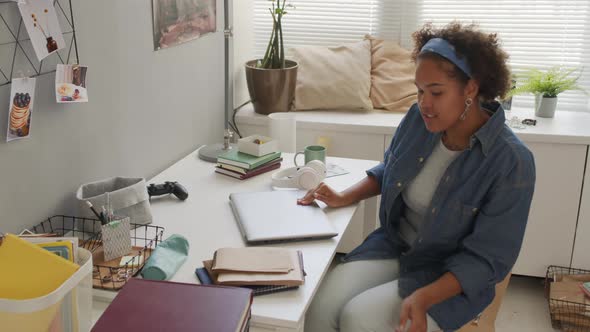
[55,64,88,103]
[152,0,216,50]
[18,0,65,61]
[6,77,36,142]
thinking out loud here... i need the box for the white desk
[92,147,379,331]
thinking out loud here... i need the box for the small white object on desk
[238,135,278,157]
[119,255,145,267]
[326,163,349,178]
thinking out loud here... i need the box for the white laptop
[229,190,338,244]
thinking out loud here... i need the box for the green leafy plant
[258,0,294,69]
[510,67,586,98]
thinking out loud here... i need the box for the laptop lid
[229,190,338,244]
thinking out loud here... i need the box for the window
[253,1,395,53]
[253,0,590,111]
[409,1,590,111]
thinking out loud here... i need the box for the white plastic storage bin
[0,248,93,332]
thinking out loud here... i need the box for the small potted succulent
[510,67,586,118]
[245,0,297,115]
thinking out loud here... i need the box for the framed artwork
[151,0,216,50]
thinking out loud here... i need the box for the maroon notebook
[216,162,281,180]
[92,278,253,332]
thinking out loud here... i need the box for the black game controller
[147,181,189,201]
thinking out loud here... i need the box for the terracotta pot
[245,60,298,115]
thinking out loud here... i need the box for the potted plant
[245,0,298,115]
[509,67,585,118]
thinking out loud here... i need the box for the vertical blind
[253,0,590,111]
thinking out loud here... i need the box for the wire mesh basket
[22,215,164,291]
[545,265,590,331]
[24,215,102,249]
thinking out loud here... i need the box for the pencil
[85,200,105,224]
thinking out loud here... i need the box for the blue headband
[420,38,472,78]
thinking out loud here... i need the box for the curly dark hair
[411,21,511,101]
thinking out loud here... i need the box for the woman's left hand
[396,291,430,332]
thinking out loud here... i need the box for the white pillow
[289,40,372,111]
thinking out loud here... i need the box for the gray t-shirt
[399,138,462,245]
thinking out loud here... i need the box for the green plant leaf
[509,66,586,98]
[259,0,294,69]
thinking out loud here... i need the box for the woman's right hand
[297,182,351,208]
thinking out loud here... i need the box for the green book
[217,150,282,170]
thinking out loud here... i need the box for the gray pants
[305,259,441,332]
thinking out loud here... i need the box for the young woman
[301,22,536,332]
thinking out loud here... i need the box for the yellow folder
[0,234,79,300]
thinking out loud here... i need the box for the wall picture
[152,0,216,50]
[55,64,88,103]
[6,77,36,142]
[18,0,65,61]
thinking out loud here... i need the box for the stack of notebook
[92,278,253,332]
[216,150,282,180]
[196,247,305,296]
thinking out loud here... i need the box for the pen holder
[101,216,132,262]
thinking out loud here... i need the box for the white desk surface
[236,104,590,145]
[93,148,379,329]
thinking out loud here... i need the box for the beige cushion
[289,40,372,111]
[366,35,417,113]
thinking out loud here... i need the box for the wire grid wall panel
[0,0,79,87]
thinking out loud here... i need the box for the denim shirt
[343,102,536,331]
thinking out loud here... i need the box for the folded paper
[212,247,294,274]
[207,248,304,287]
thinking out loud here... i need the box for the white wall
[0,0,225,233]
[233,0,254,108]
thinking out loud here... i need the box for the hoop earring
[459,98,473,121]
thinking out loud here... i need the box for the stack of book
[196,247,305,296]
[92,278,253,332]
[216,150,282,180]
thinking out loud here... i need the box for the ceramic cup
[294,145,326,167]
